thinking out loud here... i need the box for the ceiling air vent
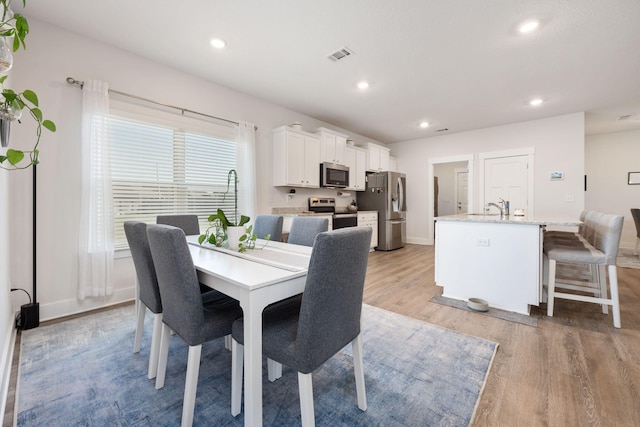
[328,47,354,62]
[435,128,449,133]
[618,114,632,121]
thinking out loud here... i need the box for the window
[109,111,239,249]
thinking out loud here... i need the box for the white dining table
[185,235,312,427]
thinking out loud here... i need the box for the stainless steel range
[308,197,358,229]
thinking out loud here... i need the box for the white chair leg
[148,313,163,379]
[352,334,367,411]
[609,265,621,328]
[181,345,202,427]
[298,372,315,427]
[598,265,608,314]
[268,359,283,382]
[133,300,145,353]
[231,339,243,416]
[547,259,557,317]
[155,324,172,389]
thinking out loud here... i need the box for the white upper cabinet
[272,126,320,188]
[313,127,348,165]
[362,142,390,172]
[345,145,367,191]
[388,156,397,172]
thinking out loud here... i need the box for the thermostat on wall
[550,172,564,181]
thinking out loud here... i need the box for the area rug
[16,304,498,426]
[430,295,538,327]
[617,248,640,269]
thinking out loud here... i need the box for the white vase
[225,226,246,250]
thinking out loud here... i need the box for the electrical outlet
[475,238,490,246]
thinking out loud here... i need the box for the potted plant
[198,208,250,249]
[0,0,57,170]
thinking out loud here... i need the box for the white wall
[586,129,640,249]
[8,19,385,321]
[0,167,14,420]
[389,113,585,245]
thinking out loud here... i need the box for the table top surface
[186,235,312,290]
[435,213,582,226]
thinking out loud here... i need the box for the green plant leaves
[43,119,56,132]
[22,90,38,106]
[6,149,24,165]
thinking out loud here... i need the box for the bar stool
[544,212,624,328]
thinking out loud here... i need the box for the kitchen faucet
[485,198,509,216]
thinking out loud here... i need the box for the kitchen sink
[466,213,500,216]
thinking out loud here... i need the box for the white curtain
[237,121,257,219]
[78,80,114,299]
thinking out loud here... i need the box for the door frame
[427,154,474,245]
[478,147,535,216]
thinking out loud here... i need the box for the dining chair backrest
[296,227,372,372]
[287,216,329,247]
[156,214,200,235]
[147,224,207,346]
[631,208,640,239]
[253,214,284,241]
[124,221,162,313]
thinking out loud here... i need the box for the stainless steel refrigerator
[357,171,406,251]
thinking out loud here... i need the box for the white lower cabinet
[357,211,378,250]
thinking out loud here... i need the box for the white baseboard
[0,315,17,425]
[406,237,432,246]
[38,286,135,322]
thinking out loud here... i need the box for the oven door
[333,213,358,229]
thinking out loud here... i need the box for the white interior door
[455,170,468,213]
[484,155,528,210]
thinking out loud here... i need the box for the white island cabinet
[435,214,581,315]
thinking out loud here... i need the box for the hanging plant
[0,0,56,170]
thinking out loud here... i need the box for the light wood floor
[363,244,640,427]
[5,244,640,426]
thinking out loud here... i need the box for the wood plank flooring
[5,244,640,426]
[363,244,640,427]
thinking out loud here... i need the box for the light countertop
[435,213,581,227]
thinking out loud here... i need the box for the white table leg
[241,295,265,427]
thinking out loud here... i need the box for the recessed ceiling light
[210,38,227,49]
[529,98,543,106]
[357,81,369,90]
[519,20,539,34]
[419,121,430,129]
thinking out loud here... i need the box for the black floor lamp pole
[32,163,37,304]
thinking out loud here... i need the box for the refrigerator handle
[397,176,404,212]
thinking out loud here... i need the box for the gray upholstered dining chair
[124,221,164,380]
[253,214,284,242]
[156,214,200,235]
[287,216,329,247]
[147,224,243,427]
[631,208,640,254]
[231,227,372,426]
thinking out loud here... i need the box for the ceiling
[14,0,640,143]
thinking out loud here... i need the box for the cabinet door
[379,148,390,172]
[320,134,335,163]
[334,136,347,164]
[304,136,320,187]
[368,145,381,171]
[286,132,306,185]
[355,149,366,190]
[344,146,356,190]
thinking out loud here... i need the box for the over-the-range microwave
[320,162,349,188]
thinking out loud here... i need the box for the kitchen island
[434,213,581,314]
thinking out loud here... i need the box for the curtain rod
[65,77,256,129]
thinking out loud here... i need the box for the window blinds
[109,109,239,249]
